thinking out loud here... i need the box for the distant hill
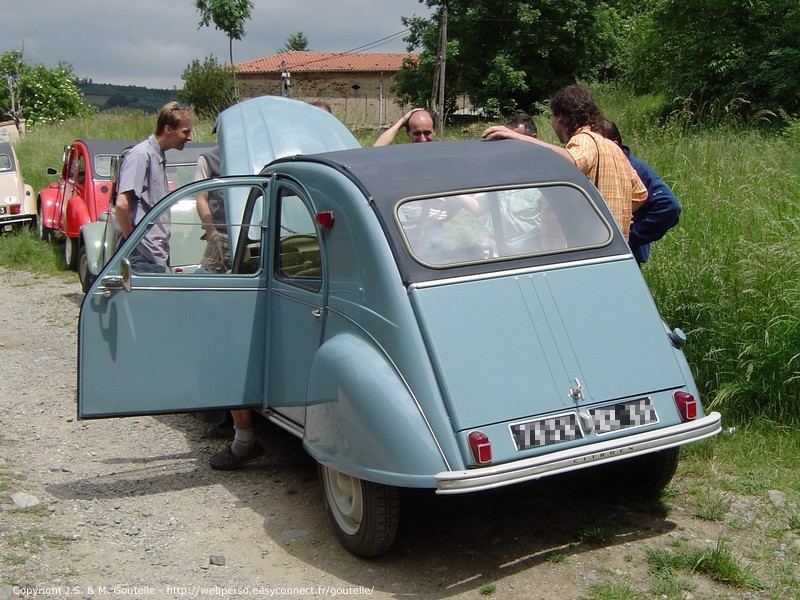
[78,80,179,114]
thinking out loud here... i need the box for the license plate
[0,207,6,214]
[510,412,584,451]
[590,397,658,435]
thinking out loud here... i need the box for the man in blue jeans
[116,102,196,272]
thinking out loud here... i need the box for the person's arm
[629,163,681,245]
[115,190,134,239]
[374,108,424,146]
[194,156,216,235]
[481,125,575,164]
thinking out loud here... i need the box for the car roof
[165,142,216,165]
[76,139,140,158]
[278,139,631,285]
[296,139,591,203]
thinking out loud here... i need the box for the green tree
[178,55,236,117]
[194,0,254,95]
[395,0,622,118]
[622,0,800,118]
[0,50,94,133]
[279,32,310,53]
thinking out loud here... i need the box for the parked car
[78,96,721,558]
[37,138,214,291]
[0,141,35,232]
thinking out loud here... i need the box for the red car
[37,139,136,268]
[37,139,214,278]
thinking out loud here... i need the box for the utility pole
[280,61,291,97]
[430,2,448,131]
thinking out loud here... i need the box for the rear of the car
[0,142,35,231]
[323,139,720,495]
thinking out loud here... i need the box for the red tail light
[673,391,697,421]
[315,211,335,228]
[10,205,21,214]
[468,431,492,465]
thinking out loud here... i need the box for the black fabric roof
[275,139,633,285]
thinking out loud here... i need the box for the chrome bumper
[435,412,721,494]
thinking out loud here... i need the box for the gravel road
[0,266,779,600]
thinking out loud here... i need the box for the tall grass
[639,129,800,424]
[6,94,800,424]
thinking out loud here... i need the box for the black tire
[77,244,96,293]
[36,203,51,241]
[318,464,400,557]
[64,236,79,270]
[631,447,681,499]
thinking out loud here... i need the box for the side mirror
[121,258,132,293]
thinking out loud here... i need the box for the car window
[94,154,116,179]
[127,184,266,276]
[0,154,12,171]
[396,185,612,266]
[166,164,198,191]
[276,188,321,291]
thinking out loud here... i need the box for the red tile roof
[235,51,418,74]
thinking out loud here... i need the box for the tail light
[10,204,20,214]
[468,430,492,465]
[673,391,697,421]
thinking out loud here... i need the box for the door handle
[311,308,322,318]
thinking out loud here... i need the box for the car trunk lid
[410,258,685,432]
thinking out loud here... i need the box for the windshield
[396,185,612,267]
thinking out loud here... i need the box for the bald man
[374,108,435,146]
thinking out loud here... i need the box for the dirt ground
[0,267,782,599]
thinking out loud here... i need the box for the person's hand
[482,125,518,140]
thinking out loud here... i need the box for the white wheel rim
[324,468,363,535]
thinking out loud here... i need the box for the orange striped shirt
[565,127,647,237]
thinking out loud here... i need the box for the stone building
[234,51,418,127]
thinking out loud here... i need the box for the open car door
[78,177,271,418]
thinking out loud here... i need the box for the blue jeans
[129,253,167,274]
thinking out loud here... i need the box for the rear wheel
[77,244,96,293]
[36,204,51,241]
[318,464,400,557]
[64,236,79,270]
[631,447,681,498]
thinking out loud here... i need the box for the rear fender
[80,218,115,277]
[303,333,447,488]
[38,186,59,228]
[64,195,89,238]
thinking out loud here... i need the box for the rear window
[0,153,12,171]
[396,185,612,267]
[94,154,116,179]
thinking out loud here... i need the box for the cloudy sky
[6,0,432,89]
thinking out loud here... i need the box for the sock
[230,423,255,457]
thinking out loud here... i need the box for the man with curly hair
[483,85,646,237]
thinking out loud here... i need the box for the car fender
[38,185,60,228]
[80,220,114,277]
[64,194,89,238]
[303,332,447,488]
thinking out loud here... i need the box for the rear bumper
[435,411,721,494]
[0,214,35,228]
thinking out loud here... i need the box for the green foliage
[279,32,310,53]
[78,80,179,113]
[0,50,95,129]
[646,540,764,589]
[622,0,800,119]
[195,0,253,41]
[178,55,236,117]
[395,0,623,117]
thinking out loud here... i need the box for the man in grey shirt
[116,102,196,272]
